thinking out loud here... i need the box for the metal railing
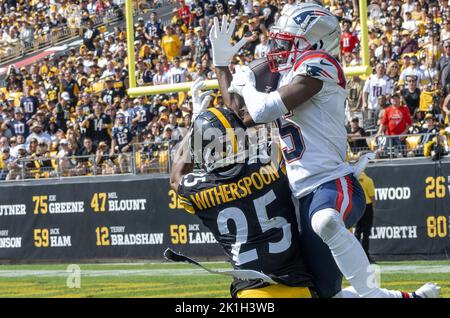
[1,132,445,182]
[0,141,171,182]
[347,132,444,160]
[133,141,171,174]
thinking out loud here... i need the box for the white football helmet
[267,3,341,72]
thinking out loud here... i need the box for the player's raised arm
[228,65,323,124]
[170,79,212,191]
[209,16,255,125]
[169,132,193,192]
[215,66,256,126]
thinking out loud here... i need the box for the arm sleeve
[241,85,289,124]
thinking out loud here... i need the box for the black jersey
[85,113,112,144]
[47,83,60,103]
[112,125,134,151]
[178,160,312,297]
[8,119,29,137]
[20,96,39,120]
[135,104,156,130]
[76,115,87,139]
[101,88,123,105]
[144,21,164,38]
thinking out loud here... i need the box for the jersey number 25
[217,190,292,266]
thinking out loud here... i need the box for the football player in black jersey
[169,79,314,298]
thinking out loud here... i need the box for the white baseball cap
[61,92,71,101]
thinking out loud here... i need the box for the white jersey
[276,50,353,198]
[242,0,253,14]
[363,74,393,110]
[166,66,189,84]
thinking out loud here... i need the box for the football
[248,58,280,93]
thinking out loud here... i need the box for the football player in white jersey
[208,4,440,298]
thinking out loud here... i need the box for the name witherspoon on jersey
[187,161,281,210]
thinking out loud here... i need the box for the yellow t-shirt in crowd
[368,37,380,49]
[411,11,423,22]
[40,65,49,76]
[419,90,436,112]
[384,31,393,42]
[358,172,375,205]
[161,35,181,61]
[8,91,22,107]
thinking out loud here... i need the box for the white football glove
[191,77,213,122]
[209,15,247,67]
[227,65,256,97]
[353,152,375,178]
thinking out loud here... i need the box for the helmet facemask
[267,30,313,73]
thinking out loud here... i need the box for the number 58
[170,225,187,244]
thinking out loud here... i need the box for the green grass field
[0,260,448,298]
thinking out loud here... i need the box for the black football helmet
[190,107,247,173]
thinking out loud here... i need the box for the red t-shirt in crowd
[178,5,191,26]
[340,32,360,53]
[381,105,412,135]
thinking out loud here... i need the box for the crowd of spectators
[1,0,450,181]
[0,0,128,59]
[346,0,450,160]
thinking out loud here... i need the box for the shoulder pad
[292,50,346,89]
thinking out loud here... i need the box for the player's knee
[311,208,344,242]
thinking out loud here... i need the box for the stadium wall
[0,159,449,263]
[366,158,450,261]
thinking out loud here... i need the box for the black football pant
[354,203,374,257]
